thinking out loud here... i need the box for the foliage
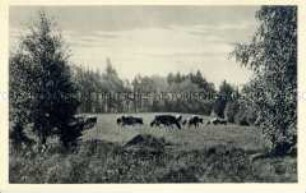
[224,100,240,123]
[73,58,129,113]
[9,52,36,146]
[232,6,297,155]
[213,80,235,118]
[74,66,216,115]
[10,139,297,183]
[9,11,80,149]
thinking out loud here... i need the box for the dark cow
[117,117,122,125]
[175,114,183,123]
[150,114,181,129]
[85,115,98,129]
[207,117,227,125]
[186,115,203,128]
[68,114,97,132]
[117,115,144,127]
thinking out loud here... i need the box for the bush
[224,101,240,123]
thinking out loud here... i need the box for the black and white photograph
[8,5,297,183]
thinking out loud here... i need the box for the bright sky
[9,6,259,87]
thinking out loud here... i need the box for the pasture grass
[9,113,297,183]
[83,113,265,152]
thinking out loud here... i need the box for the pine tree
[10,11,80,149]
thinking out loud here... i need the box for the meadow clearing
[9,113,297,183]
[83,113,264,152]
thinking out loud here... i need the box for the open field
[83,113,265,152]
[9,113,297,183]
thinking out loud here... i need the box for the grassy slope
[9,113,297,183]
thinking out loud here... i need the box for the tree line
[73,61,223,115]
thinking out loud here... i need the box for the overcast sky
[9,6,260,87]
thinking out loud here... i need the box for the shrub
[224,100,240,123]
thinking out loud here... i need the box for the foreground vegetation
[10,113,297,183]
[10,137,297,183]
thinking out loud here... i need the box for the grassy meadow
[83,113,264,152]
[10,113,297,183]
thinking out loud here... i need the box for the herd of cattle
[73,114,228,131]
[116,114,227,129]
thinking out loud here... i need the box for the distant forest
[73,57,242,117]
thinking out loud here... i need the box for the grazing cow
[85,115,98,129]
[117,117,122,125]
[150,114,181,129]
[187,115,203,128]
[69,114,97,131]
[218,119,227,125]
[86,115,97,124]
[175,114,183,123]
[207,117,227,125]
[117,115,144,127]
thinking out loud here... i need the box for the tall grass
[10,137,297,183]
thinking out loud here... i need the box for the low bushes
[10,135,297,183]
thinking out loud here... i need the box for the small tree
[232,6,297,155]
[213,80,235,118]
[10,11,80,149]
